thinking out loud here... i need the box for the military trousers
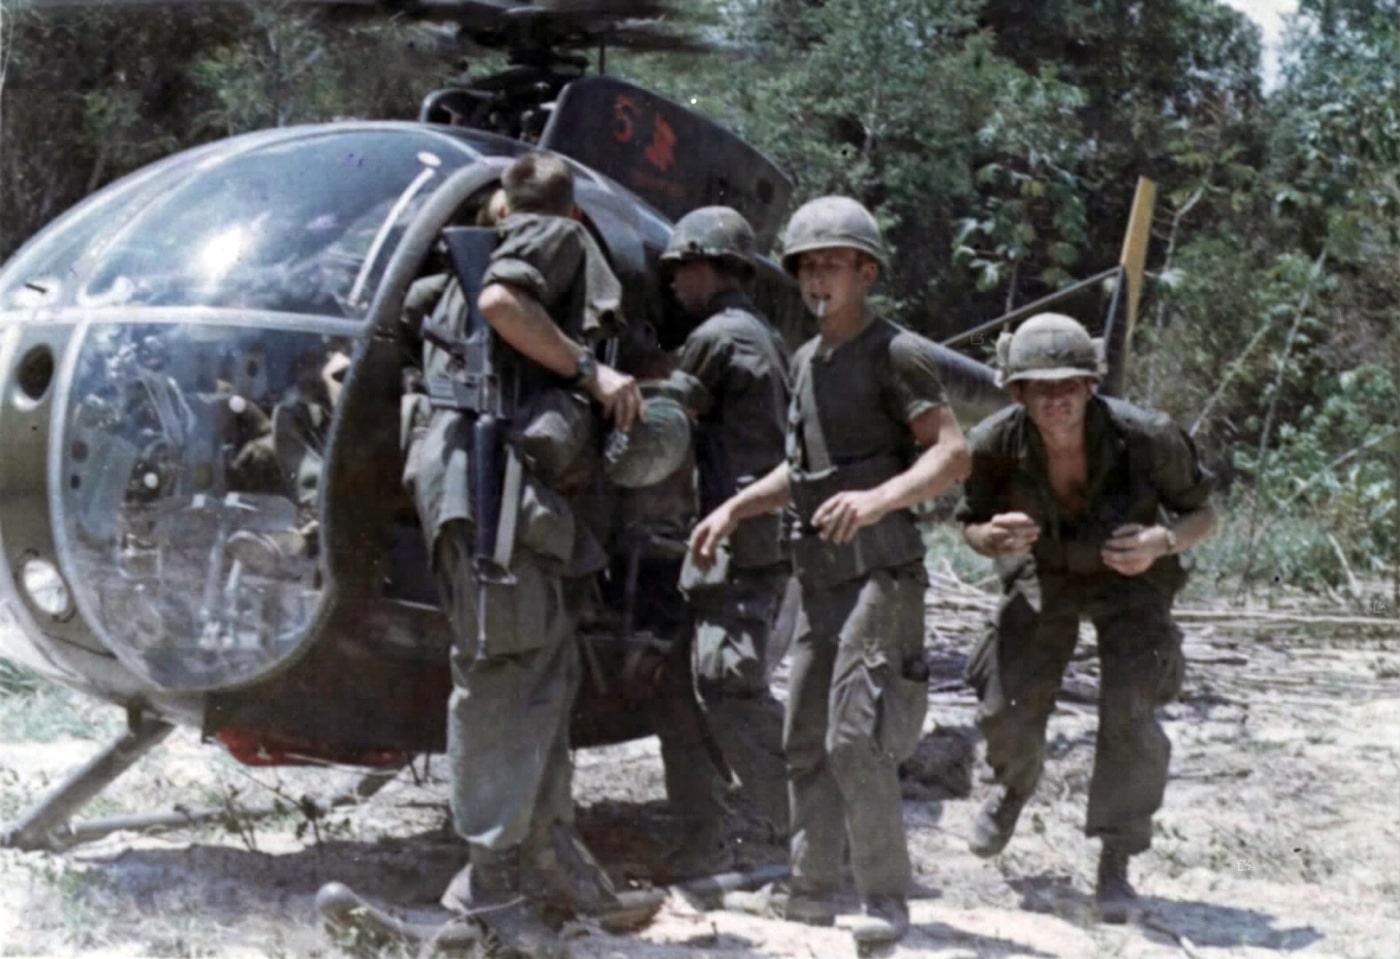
[665,565,791,834]
[965,565,1186,855]
[786,562,929,900]
[434,519,583,853]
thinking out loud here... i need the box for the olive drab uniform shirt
[787,317,949,585]
[404,213,623,577]
[678,289,791,569]
[955,394,1214,590]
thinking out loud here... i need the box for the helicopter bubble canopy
[57,322,346,691]
[0,124,530,693]
[0,125,516,317]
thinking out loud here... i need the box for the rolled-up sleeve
[481,215,624,340]
[885,331,950,423]
[1151,424,1214,513]
[954,422,1003,524]
[679,326,732,397]
[481,215,577,305]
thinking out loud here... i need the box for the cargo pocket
[479,565,557,658]
[515,474,576,567]
[964,627,995,693]
[1153,625,1186,706]
[877,669,928,763]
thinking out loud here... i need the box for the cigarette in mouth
[815,299,826,319]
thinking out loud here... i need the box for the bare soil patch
[0,593,1396,959]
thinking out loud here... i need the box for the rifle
[426,226,518,586]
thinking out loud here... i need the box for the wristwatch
[1162,526,1179,555]
[568,350,598,389]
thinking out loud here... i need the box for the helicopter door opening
[378,179,508,609]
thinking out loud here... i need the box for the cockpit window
[0,127,483,319]
[79,134,456,317]
[52,320,348,691]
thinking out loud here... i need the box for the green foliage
[0,658,40,696]
[1244,364,1398,577]
[0,672,123,742]
[191,9,338,134]
[0,6,442,259]
[1269,0,1400,260]
[1,0,1396,595]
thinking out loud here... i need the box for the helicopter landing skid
[0,715,402,853]
[315,864,788,956]
[317,882,487,959]
[317,880,668,957]
[0,714,175,851]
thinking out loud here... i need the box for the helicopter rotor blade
[13,0,703,54]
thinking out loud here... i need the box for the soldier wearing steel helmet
[397,153,646,955]
[958,312,1217,922]
[690,196,971,946]
[656,206,793,874]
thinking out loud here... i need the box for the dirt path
[0,600,1396,958]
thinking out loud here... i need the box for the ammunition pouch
[729,473,785,570]
[730,512,784,569]
[399,393,432,494]
[516,472,578,568]
[789,455,924,587]
[513,388,599,488]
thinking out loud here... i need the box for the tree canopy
[1,0,1395,591]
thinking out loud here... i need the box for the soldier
[409,153,644,954]
[690,196,970,946]
[659,206,793,872]
[958,313,1216,922]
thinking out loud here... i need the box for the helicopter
[0,0,1155,856]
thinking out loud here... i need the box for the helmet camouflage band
[995,313,1106,388]
[661,206,757,274]
[780,195,887,277]
[603,394,692,489]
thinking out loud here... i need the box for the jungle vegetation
[1,0,1395,596]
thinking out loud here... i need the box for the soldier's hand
[982,512,1040,556]
[689,506,737,569]
[1101,523,1168,577]
[812,489,888,545]
[588,364,645,432]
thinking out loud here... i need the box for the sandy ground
[0,595,1397,959]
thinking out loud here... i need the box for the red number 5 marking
[613,95,637,143]
[645,113,677,172]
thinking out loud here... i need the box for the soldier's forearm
[479,282,586,379]
[1165,501,1216,553]
[727,462,792,521]
[872,436,972,517]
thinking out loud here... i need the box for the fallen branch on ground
[1175,610,1400,628]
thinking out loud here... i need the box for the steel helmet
[780,196,887,276]
[603,394,692,489]
[661,206,757,275]
[995,313,1105,387]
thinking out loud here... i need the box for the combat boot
[523,822,621,916]
[1095,845,1141,924]
[722,880,836,927]
[664,819,736,880]
[844,895,910,947]
[781,881,839,927]
[523,823,663,932]
[968,786,1029,858]
[440,845,567,959]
